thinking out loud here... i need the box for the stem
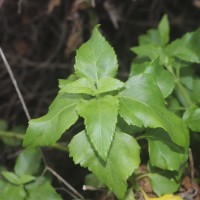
[166,64,193,107]
[0,130,67,152]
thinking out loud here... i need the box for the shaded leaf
[23,94,79,147]
[77,95,118,160]
[148,173,179,196]
[145,129,188,171]
[0,180,26,200]
[69,131,140,199]
[26,177,62,200]
[75,25,118,83]
[1,171,35,185]
[183,106,200,132]
[14,148,42,176]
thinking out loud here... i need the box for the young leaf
[119,74,189,148]
[77,95,118,160]
[148,173,179,196]
[158,15,170,46]
[59,77,96,96]
[75,25,118,83]
[165,29,200,63]
[183,106,200,132]
[69,131,140,200]
[14,148,42,176]
[97,77,124,94]
[23,94,79,147]
[145,129,188,171]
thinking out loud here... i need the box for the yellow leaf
[150,194,183,200]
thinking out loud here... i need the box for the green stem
[166,64,193,107]
[0,130,68,152]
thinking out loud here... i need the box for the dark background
[0,0,200,199]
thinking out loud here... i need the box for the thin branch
[45,166,84,199]
[18,0,23,14]
[0,47,31,121]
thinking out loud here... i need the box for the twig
[18,0,23,14]
[45,166,84,199]
[0,47,31,121]
[189,148,195,182]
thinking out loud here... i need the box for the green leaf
[158,15,170,46]
[0,180,26,200]
[183,106,200,132]
[69,131,140,200]
[59,77,96,96]
[119,74,189,148]
[23,94,79,147]
[165,29,200,63]
[1,171,35,185]
[97,77,124,94]
[58,74,78,89]
[148,173,179,196]
[125,189,136,200]
[75,25,118,83]
[26,177,62,200]
[192,78,200,103]
[0,120,7,130]
[85,173,105,189]
[131,59,174,98]
[14,148,42,176]
[145,129,188,171]
[131,44,162,60]
[77,95,118,160]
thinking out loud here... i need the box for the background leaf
[14,148,42,176]
[158,15,169,46]
[0,180,26,200]
[183,106,200,132]
[69,131,140,199]
[75,25,118,83]
[23,94,79,147]
[26,177,62,200]
[77,95,118,160]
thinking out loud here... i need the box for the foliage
[0,148,62,200]
[6,15,198,199]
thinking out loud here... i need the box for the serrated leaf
[183,106,200,132]
[59,77,96,96]
[145,129,188,171]
[23,94,79,147]
[75,25,118,83]
[158,15,169,46]
[97,77,124,94]
[14,148,42,176]
[69,131,140,199]
[165,29,200,63]
[1,171,35,185]
[119,74,189,148]
[58,74,78,89]
[0,180,26,200]
[26,177,62,200]
[131,59,174,98]
[148,173,179,196]
[77,95,118,160]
